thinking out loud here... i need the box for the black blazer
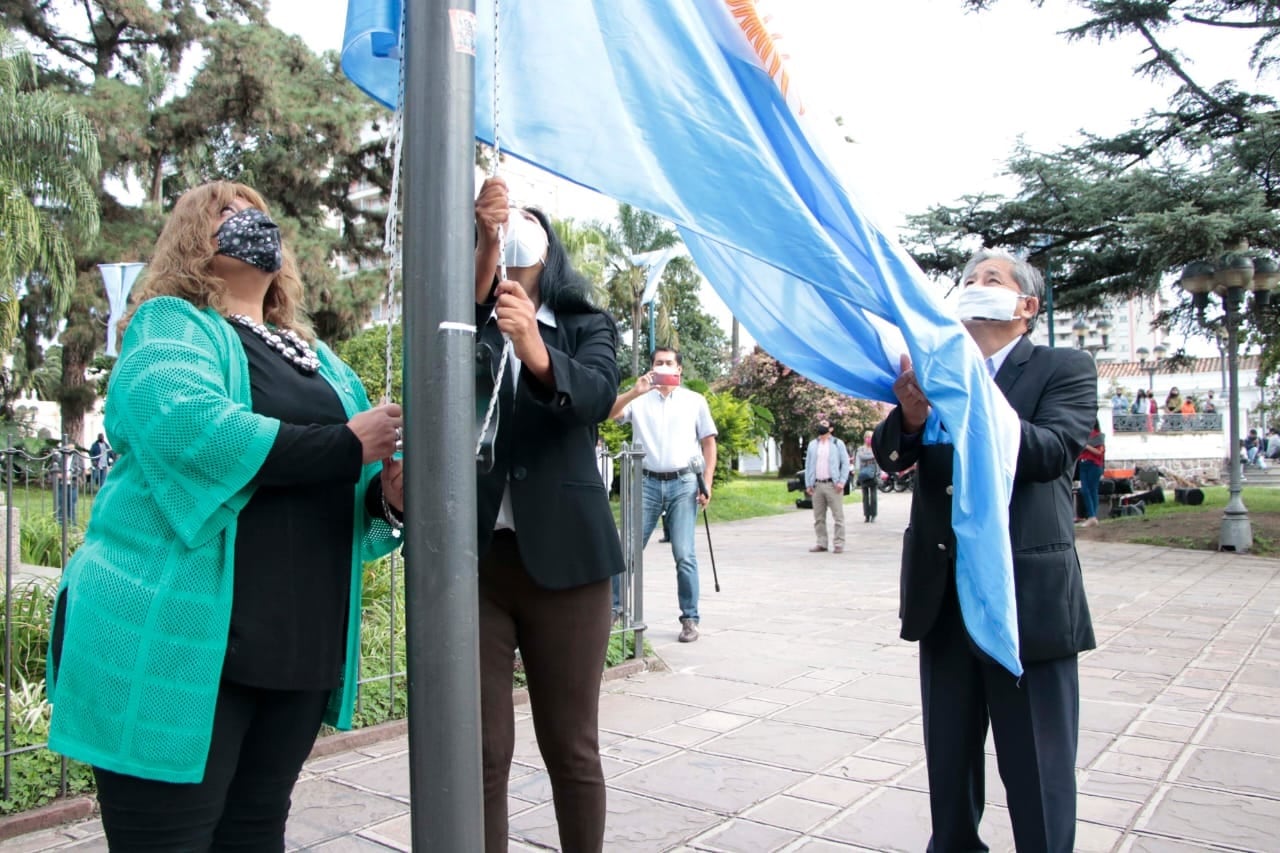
[873,336,1098,664]
[475,302,626,590]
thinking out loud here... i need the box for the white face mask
[956,285,1023,322]
[502,210,548,269]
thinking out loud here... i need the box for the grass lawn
[612,474,868,526]
[1073,485,1280,555]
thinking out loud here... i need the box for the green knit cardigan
[47,297,402,783]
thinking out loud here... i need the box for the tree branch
[1183,14,1278,30]
[1134,19,1226,111]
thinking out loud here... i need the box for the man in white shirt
[610,347,718,642]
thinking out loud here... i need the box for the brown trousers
[480,530,612,852]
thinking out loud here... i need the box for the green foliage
[705,390,773,484]
[0,577,94,815]
[603,204,682,378]
[1,580,56,687]
[652,256,730,382]
[913,1,1280,377]
[0,725,95,816]
[353,555,407,727]
[6,1,393,435]
[604,630,654,667]
[337,322,402,406]
[20,514,83,569]
[0,33,100,349]
[727,347,883,473]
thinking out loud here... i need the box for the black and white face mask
[214,208,283,274]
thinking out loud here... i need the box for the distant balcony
[1112,413,1223,433]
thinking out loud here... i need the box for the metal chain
[475,0,510,462]
[381,3,408,406]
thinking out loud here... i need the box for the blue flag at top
[341,0,1026,676]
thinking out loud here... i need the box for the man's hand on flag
[894,353,930,434]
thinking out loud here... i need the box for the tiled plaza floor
[8,489,1280,851]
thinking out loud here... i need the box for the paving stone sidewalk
[9,489,1280,852]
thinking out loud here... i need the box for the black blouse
[222,325,365,690]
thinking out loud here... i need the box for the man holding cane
[610,347,717,642]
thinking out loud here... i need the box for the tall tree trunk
[58,347,92,446]
[779,433,804,475]
[731,317,740,366]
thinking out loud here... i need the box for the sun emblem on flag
[725,0,802,114]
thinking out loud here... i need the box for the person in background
[611,346,717,644]
[1165,386,1183,414]
[803,419,850,551]
[1077,419,1105,528]
[1245,428,1262,467]
[88,433,110,488]
[874,248,1095,852]
[1266,426,1280,460]
[474,177,625,852]
[1180,396,1197,416]
[52,447,85,526]
[1130,389,1147,425]
[1110,388,1129,417]
[46,181,405,850]
[854,431,879,523]
[1203,390,1217,414]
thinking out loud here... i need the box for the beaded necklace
[228,314,321,375]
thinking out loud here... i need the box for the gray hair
[961,248,1045,333]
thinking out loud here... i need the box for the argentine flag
[341,0,1026,676]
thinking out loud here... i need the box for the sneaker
[1082,517,1099,528]
[809,545,827,552]
[678,618,699,643]
[833,545,844,553]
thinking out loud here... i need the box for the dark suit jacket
[873,336,1097,664]
[475,302,625,590]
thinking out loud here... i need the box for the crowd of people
[1112,386,1218,431]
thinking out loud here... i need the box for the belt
[644,467,692,481]
[816,479,833,483]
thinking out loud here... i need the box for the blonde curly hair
[119,181,315,342]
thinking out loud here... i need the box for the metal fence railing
[608,442,647,658]
[0,437,649,810]
[1113,412,1224,433]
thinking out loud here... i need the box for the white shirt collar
[987,336,1021,378]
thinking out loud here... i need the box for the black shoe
[658,537,670,543]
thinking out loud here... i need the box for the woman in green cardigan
[47,181,405,849]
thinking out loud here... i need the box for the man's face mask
[215,208,283,274]
[502,210,549,269]
[816,424,831,435]
[956,285,1022,323]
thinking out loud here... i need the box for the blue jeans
[613,473,700,623]
[1078,461,1102,519]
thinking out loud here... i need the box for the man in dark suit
[873,248,1097,853]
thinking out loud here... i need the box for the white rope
[475,0,511,462]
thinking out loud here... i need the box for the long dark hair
[524,207,597,315]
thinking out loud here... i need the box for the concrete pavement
[8,488,1280,851]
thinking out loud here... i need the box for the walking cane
[692,466,721,592]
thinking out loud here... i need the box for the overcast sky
[272,0,1266,232]
[268,0,1270,352]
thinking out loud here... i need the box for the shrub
[20,514,82,569]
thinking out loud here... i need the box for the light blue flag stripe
[341,0,1024,676]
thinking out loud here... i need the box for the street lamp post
[1072,314,1113,360]
[1176,250,1280,552]
[1135,343,1168,393]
